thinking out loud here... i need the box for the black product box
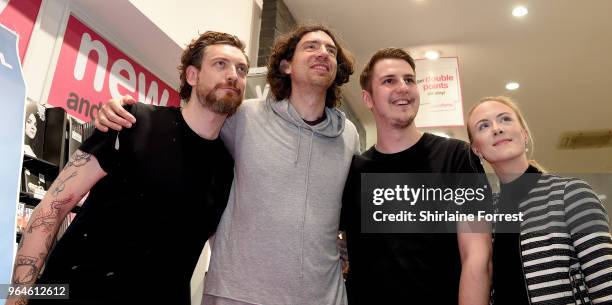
[43,107,68,168]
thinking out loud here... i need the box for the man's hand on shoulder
[94,95,137,132]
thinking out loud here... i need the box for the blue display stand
[0,24,26,291]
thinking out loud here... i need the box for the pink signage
[47,15,180,122]
[0,0,42,62]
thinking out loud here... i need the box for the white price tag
[71,130,82,143]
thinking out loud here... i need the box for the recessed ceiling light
[505,82,520,90]
[512,6,528,17]
[424,50,440,60]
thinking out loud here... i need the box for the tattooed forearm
[65,151,91,169]
[15,296,27,305]
[27,195,73,233]
[12,255,39,284]
[44,234,54,252]
[17,234,24,250]
[51,171,77,197]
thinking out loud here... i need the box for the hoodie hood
[269,98,346,138]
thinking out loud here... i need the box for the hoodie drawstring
[299,130,314,278]
[295,126,302,164]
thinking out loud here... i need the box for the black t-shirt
[492,165,541,305]
[340,133,490,305]
[35,103,233,305]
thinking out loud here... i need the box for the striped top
[517,174,612,304]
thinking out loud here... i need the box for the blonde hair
[467,96,546,172]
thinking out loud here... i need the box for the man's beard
[390,115,415,129]
[196,82,243,116]
[309,66,336,88]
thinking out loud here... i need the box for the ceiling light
[512,6,528,17]
[424,50,440,60]
[505,82,520,90]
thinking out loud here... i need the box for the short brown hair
[266,24,354,108]
[359,48,416,93]
[178,31,249,100]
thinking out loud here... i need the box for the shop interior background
[2,0,611,304]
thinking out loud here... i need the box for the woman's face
[468,100,528,165]
[25,113,37,139]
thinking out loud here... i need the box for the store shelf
[19,192,82,214]
[20,191,41,206]
[23,154,60,179]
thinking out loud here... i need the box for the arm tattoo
[13,255,39,284]
[44,234,54,252]
[27,195,73,233]
[65,151,91,170]
[15,296,27,305]
[51,171,77,197]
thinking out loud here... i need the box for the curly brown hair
[178,31,249,100]
[359,47,415,94]
[266,25,354,108]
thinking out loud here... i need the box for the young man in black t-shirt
[9,32,249,305]
[340,48,492,305]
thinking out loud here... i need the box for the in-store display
[23,99,46,158]
[42,106,68,168]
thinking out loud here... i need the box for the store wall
[129,0,258,51]
[258,0,296,66]
[22,0,259,107]
[22,0,179,107]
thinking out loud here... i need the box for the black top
[340,133,490,305]
[493,165,541,305]
[35,104,233,305]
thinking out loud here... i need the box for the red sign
[47,15,180,122]
[0,0,42,62]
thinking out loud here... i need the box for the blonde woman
[467,96,612,305]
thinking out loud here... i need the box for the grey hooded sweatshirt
[203,97,360,305]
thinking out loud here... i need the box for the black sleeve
[79,104,138,175]
[340,156,358,232]
[453,142,493,216]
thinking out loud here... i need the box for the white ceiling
[283,0,612,173]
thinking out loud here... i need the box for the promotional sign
[0,23,26,290]
[0,0,42,63]
[414,57,464,128]
[47,15,180,122]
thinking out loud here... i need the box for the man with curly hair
[8,31,248,305]
[95,25,359,305]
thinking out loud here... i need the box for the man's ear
[280,59,291,75]
[362,89,374,109]
[186,65,199,86]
